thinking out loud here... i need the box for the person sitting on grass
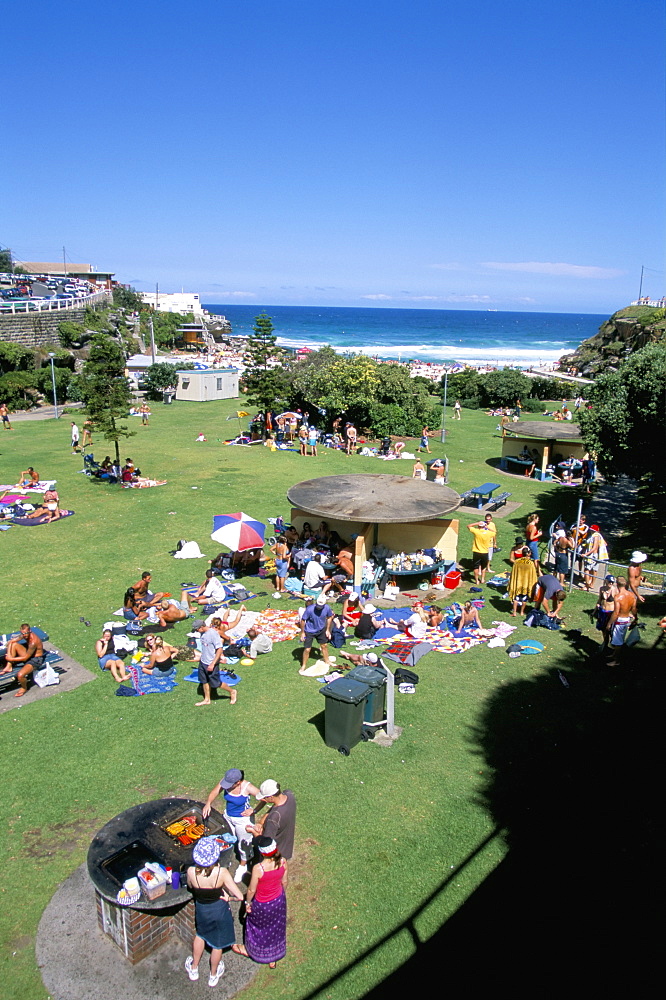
[184,570,228,609]
[26,488,61,522]
[18,467,40,487]
[245,626,273,660]
[131,571,164,608]
[0,623,45,697]
[456,601,482,630]
[398,603,429,638]
[142,635,180,675]
[122,587,151,622]
[427,606,445,627]
[96,629,131,682]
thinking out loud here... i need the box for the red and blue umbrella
[211,512,266,552]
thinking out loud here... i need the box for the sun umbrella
[211,512,266,552]
[277,411,301,420]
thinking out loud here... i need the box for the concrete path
[3,402,83,423]
[0,644,96,714]
[37,864,259,1000]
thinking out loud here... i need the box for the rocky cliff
[557,306,666,377]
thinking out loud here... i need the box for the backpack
[394,667,419,686]
[176,539,187,551]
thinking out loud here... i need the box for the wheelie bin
[346,664,387,724]
[319,677,370,754]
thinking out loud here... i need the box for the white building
[140,291,204,316]
[175,368,239,402]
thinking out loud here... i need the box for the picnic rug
[256,608,302,641]
[11,510,75,526]
[116,662,179,696]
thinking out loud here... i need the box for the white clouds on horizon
[482,261,623,279]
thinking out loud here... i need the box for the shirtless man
[19,467,40,487]
[157,599,188,623]
[0,402,12,430]
[330,551,354,594]
[627,551,647,604]
[412,459,426,480]
[0,623,45,697]
[345,423,357,455]
[81,419,94,448]
[607,577,637,666]
[131,571,164,608]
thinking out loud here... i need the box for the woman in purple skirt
[232,836,287,969]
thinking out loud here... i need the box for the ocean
[202,304,606,369]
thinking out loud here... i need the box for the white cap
[630,551,648,563]
[256,779,279,800]
[316,594,328,606]
[365,652,379,663]
[364,603,376,613]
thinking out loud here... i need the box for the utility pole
[63,246,67,279]
[440,370,448,442]
[638,265,645,301]
[150,317,156,365]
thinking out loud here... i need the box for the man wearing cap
[299,594,333,673]
[250,781,297,860]
[467,517,496,586]
[192,620,238,707]
[581,524,608,591]
[202,768,261,882]
[338,650,383,669]
[628,551,647,604]
[534,573,567,619]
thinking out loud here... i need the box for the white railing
[0,290,112,315]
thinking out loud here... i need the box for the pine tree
[79,335,135,471]
[242,313,290,410]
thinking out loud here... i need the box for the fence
[543,541,666,594]
[0,291,111,314]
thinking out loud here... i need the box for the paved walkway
[4,403,83,423]
[37,865,258,1000]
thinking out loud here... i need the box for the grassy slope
[0,401,659,999]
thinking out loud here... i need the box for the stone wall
[0,308,87,348]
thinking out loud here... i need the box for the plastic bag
[34,665,60,688]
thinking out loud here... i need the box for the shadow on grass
[299,638,662,997]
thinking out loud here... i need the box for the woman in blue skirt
[185,837,244,987]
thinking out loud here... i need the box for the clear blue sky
[2,0,664,312]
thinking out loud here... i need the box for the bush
[36,367,71,405]
[0,341,36,374]
[521,398,544,413]
[459,395,481,409]
[58,321,88,349]
[478,369,532,408]
[0,371,39,409]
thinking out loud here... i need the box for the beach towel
[11,510,75,526]
[183,668,241,685]
[1,480,57,493]
[256,608,301,641]
[125,662,178,694]
[383,641,434,666]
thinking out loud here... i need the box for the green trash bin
[347,665,387,724]
[319,677,370,754]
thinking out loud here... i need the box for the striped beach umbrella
[211,512,265,552]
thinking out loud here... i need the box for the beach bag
[176,539,187,551]
[394,667,419,686]
[383,583,400,600]
[34,664,60,688]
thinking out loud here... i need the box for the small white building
[141,291,204,316]
[176,368,239,402]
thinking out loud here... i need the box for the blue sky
[2,0,664,313]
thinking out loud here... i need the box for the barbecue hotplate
[87,797,232,909]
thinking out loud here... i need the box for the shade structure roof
[287,474,460,524]
[512,421,582,441]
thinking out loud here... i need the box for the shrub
[58,321,87,349]
[0,370,39,409]
[521,398,544,412]
[0,341,36,374]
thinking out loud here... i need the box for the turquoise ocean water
[203,304,606,368]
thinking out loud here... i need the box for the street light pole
[48,352,59,419]
[440,371,448,443]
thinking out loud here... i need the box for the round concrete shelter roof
[513,421,582,440]
[287,473,460,523]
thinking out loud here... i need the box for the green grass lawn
[0,400,662,999]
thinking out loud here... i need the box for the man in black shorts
[0,623,45,697]
[299,594,333,673]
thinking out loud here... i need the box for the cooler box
[444,570,461,589]
[319,677,369,753]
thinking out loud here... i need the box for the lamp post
[48,352,59,419]
[440,370,448,443]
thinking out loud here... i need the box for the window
[182,378,190,388]
[216,378,223,391]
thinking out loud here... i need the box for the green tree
[242,313,291,410]
[78,335,135,470]
[142,362,185,400]
[441,369,482,407]
[0,249,12,271]
[579,343,666,482]
[113,285,145,312]
[478,368,531,408]
[0,341,36,374]
[0,371,38,409]
[57,321,89,349]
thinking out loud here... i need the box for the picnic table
[504,455,534,474]
[468,483,501,509]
